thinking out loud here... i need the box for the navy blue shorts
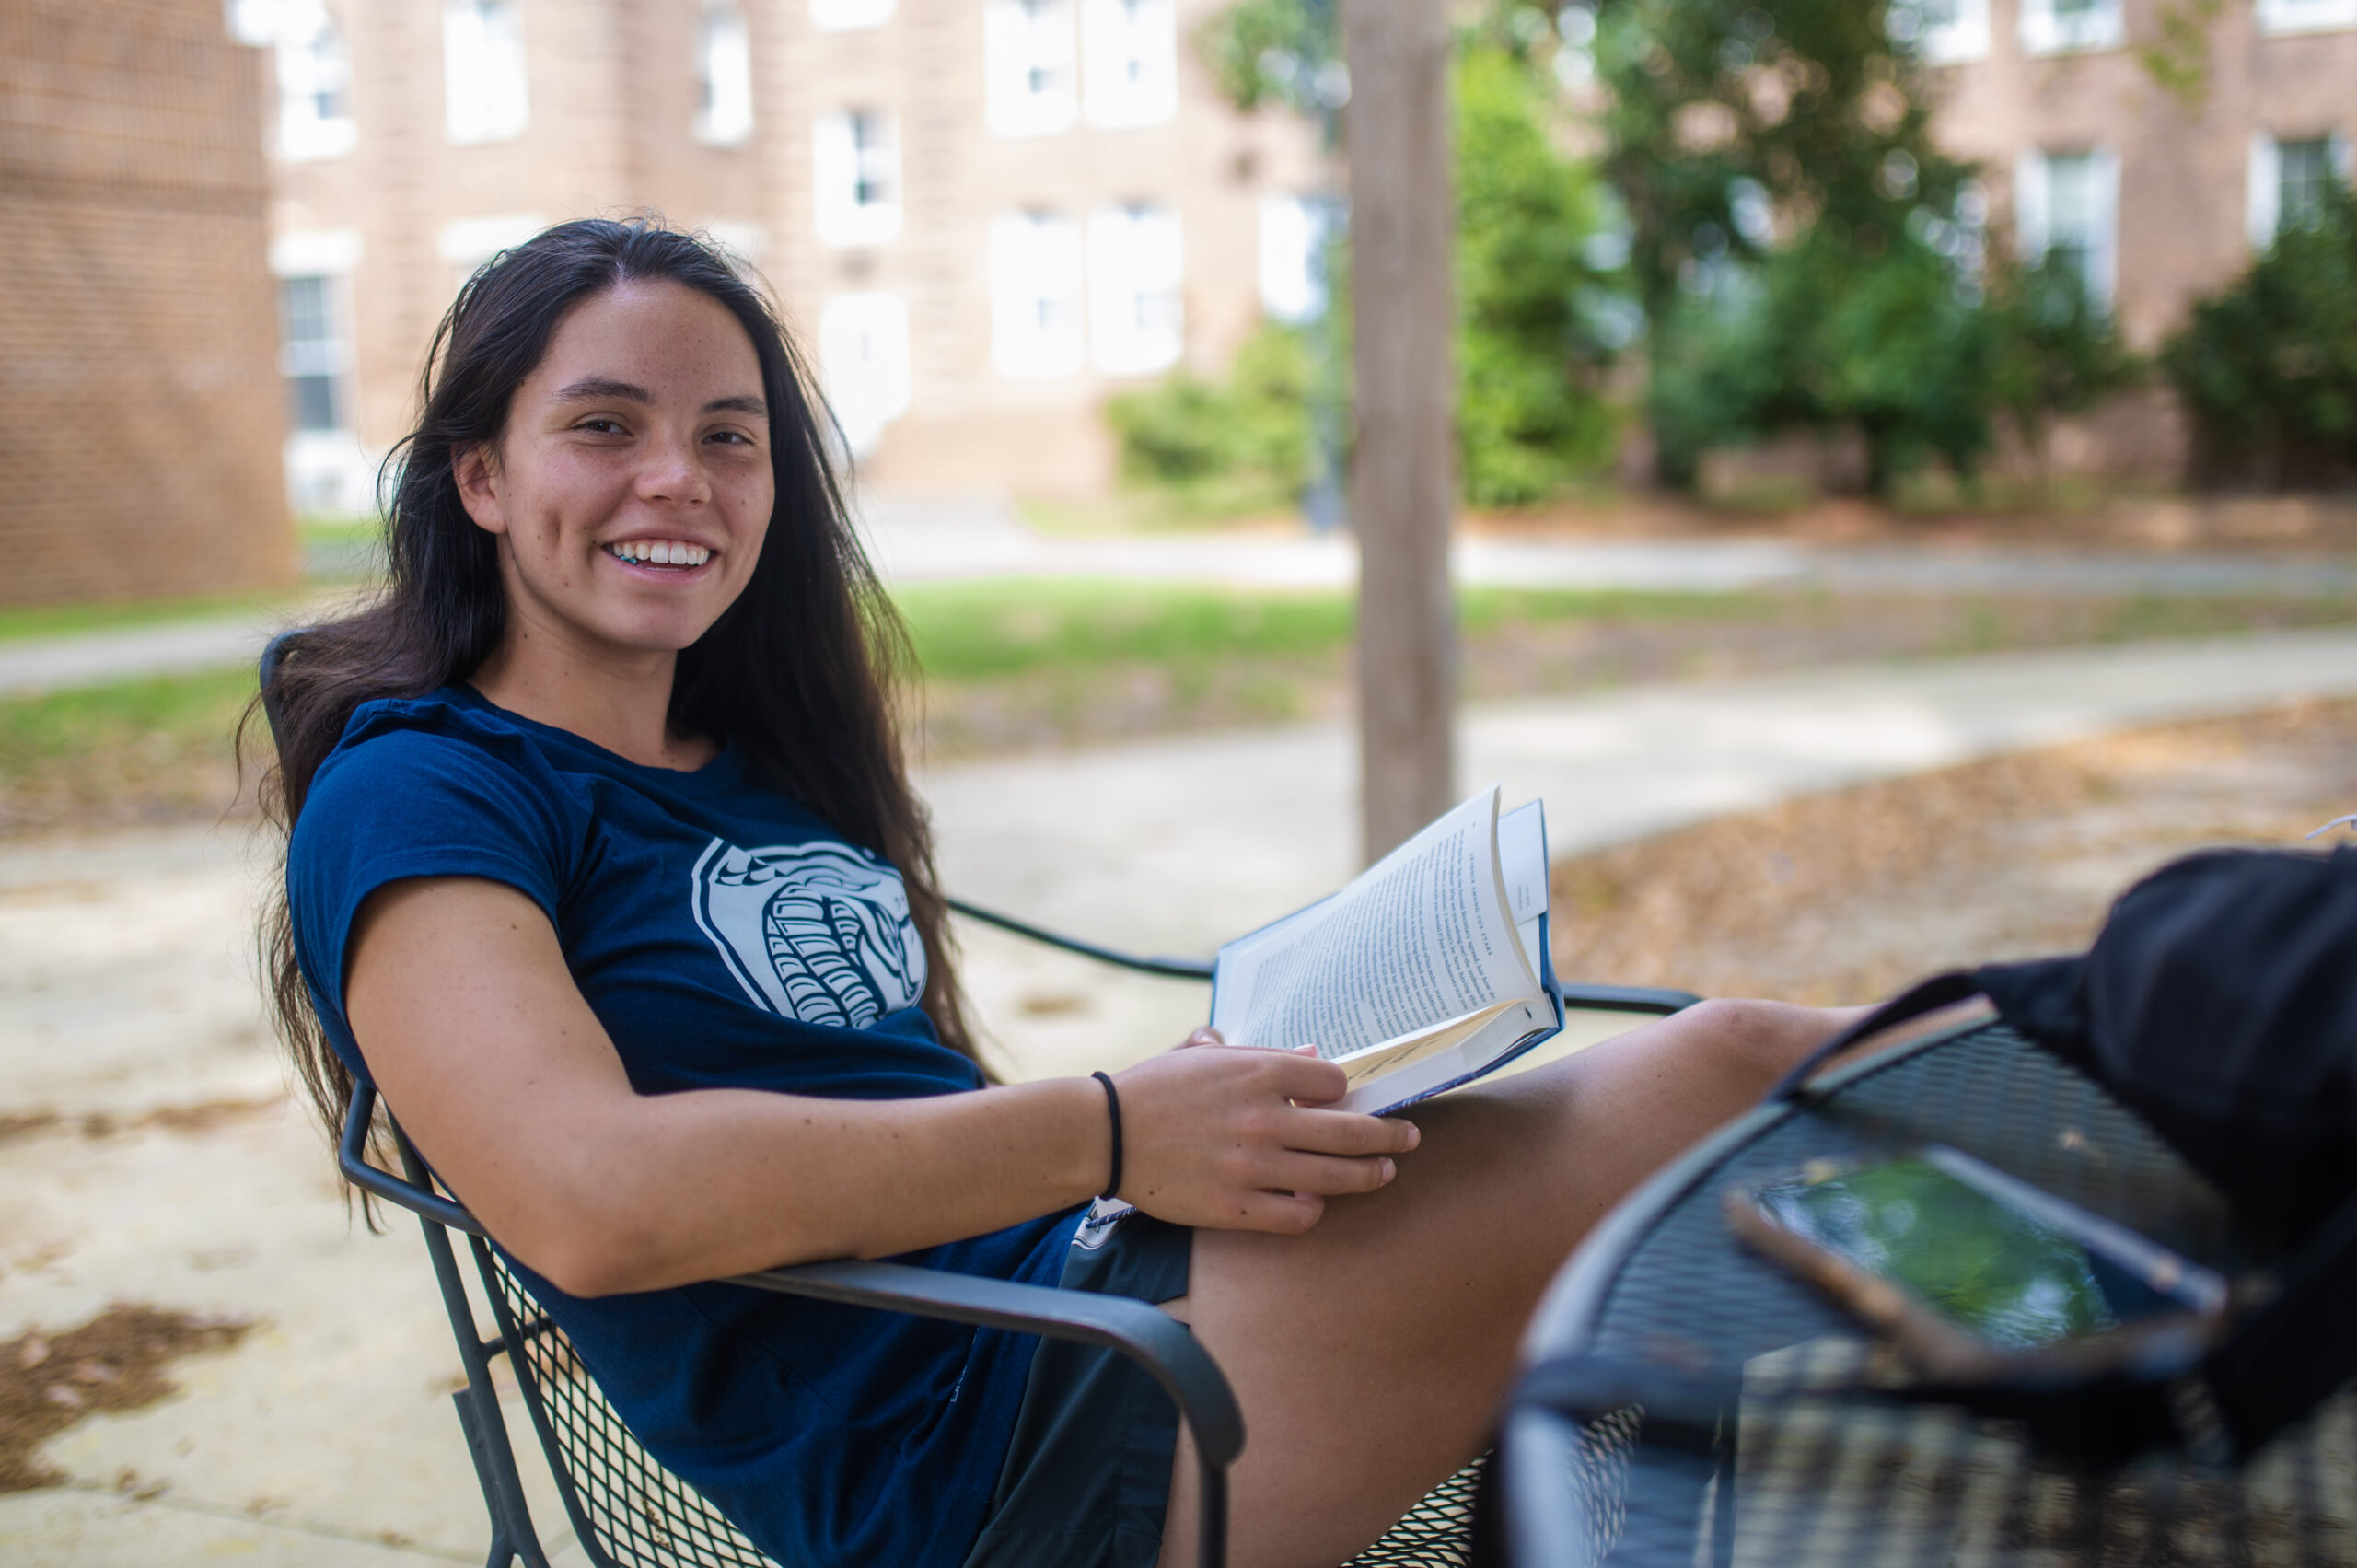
[962,1205,1194,1568]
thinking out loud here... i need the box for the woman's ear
[452,444,508,535]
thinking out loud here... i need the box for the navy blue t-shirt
[287,687,1083,1568]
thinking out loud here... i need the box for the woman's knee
[1673,996,1848,1086]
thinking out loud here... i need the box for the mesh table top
[1505,1019,2357,1566]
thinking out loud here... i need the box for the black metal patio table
[1499,1013,2357,1566]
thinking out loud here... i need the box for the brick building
[0,0,295,608]
[1899,0,2357,476]
[1920,0,2356,348]
[250,0,1323,508]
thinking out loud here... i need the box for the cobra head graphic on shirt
[691,839,927,1028]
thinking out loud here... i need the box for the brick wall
[0,0,295,608]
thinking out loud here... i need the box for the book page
[1211,787,1538,1057]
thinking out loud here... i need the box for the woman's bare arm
[344,876,1417,1297]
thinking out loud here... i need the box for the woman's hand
[1110,1045,1419,1234]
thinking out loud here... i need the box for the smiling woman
[252,217,1850,1568]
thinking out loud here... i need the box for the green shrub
[2163,185,2357,488]
[1103,324,1314,514]
[1651,235,2137,498]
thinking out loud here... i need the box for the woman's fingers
[1109,1045,1426,1231]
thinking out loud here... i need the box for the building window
[2248,133,2354,246]
[437,212,547,295]
[1890,0,1991,63]
[1087,203,1182,375]
[2014,149,2119,310]
[985,0,1077,138]
[695,2,754,145]
[813,109,901,247]
[2016,0,2122,54]
[273,1,356,161]
[1083,0,1177,128]
[1259,193,1340,324]
[819,294,912,455]
[444,0,529,145]
[269,228,374,515]
[2257,0,2357,34]
[811,0,894,29]
[992,210,1086,378]
[279,274,347,433]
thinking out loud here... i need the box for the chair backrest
[469,1237,784,1568]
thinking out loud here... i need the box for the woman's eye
[576,417,625,435]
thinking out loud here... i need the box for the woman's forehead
[533,280,763,402]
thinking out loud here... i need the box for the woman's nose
[634,436,711,504]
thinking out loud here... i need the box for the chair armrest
[947,898,1217,981]
[730,1258,1245,1470]
[339,1079,489,1237]
[1551,981,1701,1016]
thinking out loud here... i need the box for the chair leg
[454,1385,557,1568]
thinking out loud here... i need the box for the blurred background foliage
[2163,185,2357,490]
[1110,0,2351,517]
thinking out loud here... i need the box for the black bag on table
[1770,844,2357,1460]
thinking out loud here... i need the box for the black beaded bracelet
[1089,1070,1124,1201]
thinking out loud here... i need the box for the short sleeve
[288,726,573,1080]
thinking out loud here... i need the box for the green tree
[1455,35,1628,505]
[1172,6,1630,509]
[2163,184,2357,488]
[1103,324,1315,515]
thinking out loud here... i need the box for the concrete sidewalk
[7,629,2357,1563]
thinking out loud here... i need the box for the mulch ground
[0,1306,252,1493]
[1550,697,2357,1006]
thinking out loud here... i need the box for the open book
[1209,786,1562,1116]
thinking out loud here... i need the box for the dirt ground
[1551,696,2357,1006]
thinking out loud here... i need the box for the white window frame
[818,293,913,456]
[1916,0,1992,63]
[2014,147,2120,311]
[2248,131,2355,246]
[694,2,755,146]
[813,109,902,248]
[702,220,769,271]
[810,0,894,29]
[1082,0,1177,129]
[2017,0,2122,55]
[273,0,357,161]
[2257,0,2357,34]
[268,231,374,515]
[1088,202,1183,375]
[1258,193,1338,324]
[991,209,1086,379]
[985,0,1078,139]
[436,212,546,296]
[443,0,529,145]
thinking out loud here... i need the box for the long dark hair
[255,216,980,1157]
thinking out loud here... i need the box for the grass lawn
[0,668,261,837]
[2,576,2353,835]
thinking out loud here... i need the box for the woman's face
[455,279,775,668]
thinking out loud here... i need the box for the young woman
[261,218,1852,1568]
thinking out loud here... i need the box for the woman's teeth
[605,540,710,567]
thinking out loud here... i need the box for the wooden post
[1344,0,1457,863]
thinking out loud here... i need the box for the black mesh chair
[262,632,1701,1567]
[335,910,1697,1568]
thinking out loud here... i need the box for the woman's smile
[604,538,714,569]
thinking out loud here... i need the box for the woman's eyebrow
[552,376,652,404]
[703,394,769,417]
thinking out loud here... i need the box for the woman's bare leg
[1155,998,1858,1568]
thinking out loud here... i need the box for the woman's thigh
[1155,998,1854,1568]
